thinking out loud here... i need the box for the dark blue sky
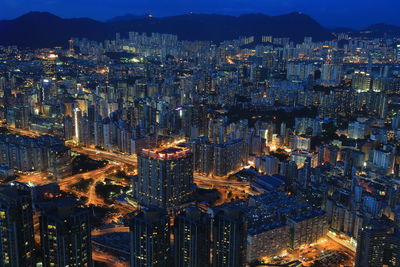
[1,0,399,28]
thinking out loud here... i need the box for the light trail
[92,250,129,267]
[91,226,129,236]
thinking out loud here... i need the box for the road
[7,126,136,267]
[92,250,129,267]
[92,226,130,236]
[10,123,257,206]
[7,125,138,166]
[6,126,43,138]
[71,147,137,166]
[91,226,131,266]
[194,174,250,186]
[193,173,256,205]
[18,164,115,187]
[327,231,357,253]
[16,163,134,210]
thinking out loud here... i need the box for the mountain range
[0,12,398,48]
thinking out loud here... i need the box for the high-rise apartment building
[0,185,35,267]
[40,202,92,267]
[355,220,400,267]
[174,206,211,267]
[135,147,193,210]
[130,208,170,267]
[211,205,247,267]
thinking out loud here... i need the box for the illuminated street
[194,173,256,204]
[71,146,138,166]
[92,226,130,236]
[1,8,399,265]
[92,250,129,267]
[262,238,355,267]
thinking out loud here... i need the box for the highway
[92,226,130,236]
[6,126,43,138]
[71,147,137,166]
[194,173,256,205]
[92,250,129,267]
[7,125,261,263]
[6,126,138,166]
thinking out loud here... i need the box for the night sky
[1,0,399,28]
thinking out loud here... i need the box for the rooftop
[141,147,190,160]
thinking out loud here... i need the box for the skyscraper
[321,63,342,85]
[352,71,371,92]
[40,201,92,267]
[0,185,35,267]
[42,54,57,77]
[355,220,400,267]
[211,205,247,267]
[174,206,211,267]
[130,208,170,267]
[298,156,312,189]
[73,107,83,144]
[135,147,193,210]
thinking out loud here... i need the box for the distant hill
[0,12,107,48]
[107,14,147,22]
[0,11,340,48]
[332,23,400,39]
[363,23,400,37]
[331,27,356,34]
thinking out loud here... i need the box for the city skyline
[0,1,400,266]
